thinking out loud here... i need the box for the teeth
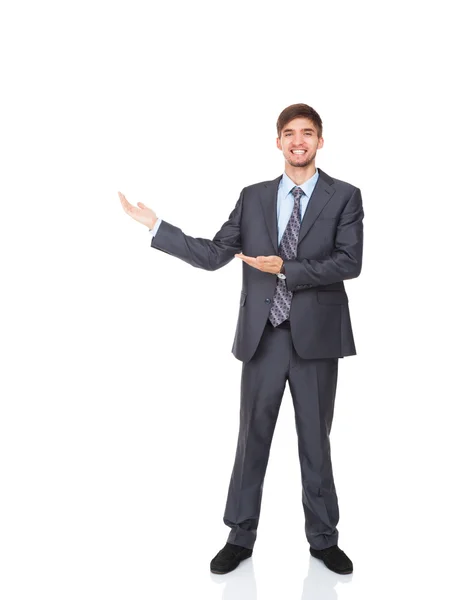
[292,150,306,154]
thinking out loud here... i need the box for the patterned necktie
[268,186,304,327]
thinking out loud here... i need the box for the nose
[293,134,305,147]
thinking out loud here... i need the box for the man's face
[276,117,324,168]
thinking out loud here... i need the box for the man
[119,103,364,576]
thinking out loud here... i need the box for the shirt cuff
[148,218,162,238]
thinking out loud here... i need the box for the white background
[1,1,453,598]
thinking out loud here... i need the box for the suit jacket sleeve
[150,189,243,271]
[285,187,364,290]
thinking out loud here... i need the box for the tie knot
[291,186,304,201]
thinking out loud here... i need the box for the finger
[118,191,129,205]
[118,192,137,215]
[118,192,129,208]
[257,257,271,268]
[241,257,258,267]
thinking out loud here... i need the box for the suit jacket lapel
[297,168,335,245]
[259,175,282,254]
[259,168,336,253]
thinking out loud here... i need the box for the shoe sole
[210,551,253,574]
[211,568,236,574]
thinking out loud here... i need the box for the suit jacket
[151,168,364,362]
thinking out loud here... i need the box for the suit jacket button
[265,298,271,304]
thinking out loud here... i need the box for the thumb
[137,202,146,209]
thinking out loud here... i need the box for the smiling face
[276,117,324,169]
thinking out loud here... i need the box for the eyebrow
[283,127,315,133]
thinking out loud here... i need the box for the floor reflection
[208,552,353,599]
[210,558,257,600]
[301,554,352,599]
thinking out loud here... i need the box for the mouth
[291,149,307,156]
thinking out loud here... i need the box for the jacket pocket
[317,291,348,305]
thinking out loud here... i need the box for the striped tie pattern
[268,186,304,327]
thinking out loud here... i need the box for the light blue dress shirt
[276,169,319,245]
[148,168,320,244]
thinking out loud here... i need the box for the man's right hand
[118,192,158,229]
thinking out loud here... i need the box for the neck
[284,163,316,186]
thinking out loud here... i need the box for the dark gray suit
[151,167,364,550]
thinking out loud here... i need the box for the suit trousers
[223,320,340,551]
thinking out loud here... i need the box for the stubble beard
[286,149,316,169]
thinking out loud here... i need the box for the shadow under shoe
[210,542,253,574]
[310,544,353,574]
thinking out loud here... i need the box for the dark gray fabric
[223,323,339,550]
[151,168,364,362]
[149,167,363,550]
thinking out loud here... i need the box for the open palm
[118,191,157,229]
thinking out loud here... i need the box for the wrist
[279,259,285,275]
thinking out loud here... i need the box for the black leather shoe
[210,542,253,574]
[310,544,353,574]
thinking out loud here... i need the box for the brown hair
[276,104,323,138]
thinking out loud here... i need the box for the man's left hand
[235,253,283,274]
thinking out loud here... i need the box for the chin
[287,152,314,167]
[288,159,311,168]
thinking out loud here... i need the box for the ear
[276,137,282,151]
[318,136,324,149]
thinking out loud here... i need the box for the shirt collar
[281,168,319,199]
